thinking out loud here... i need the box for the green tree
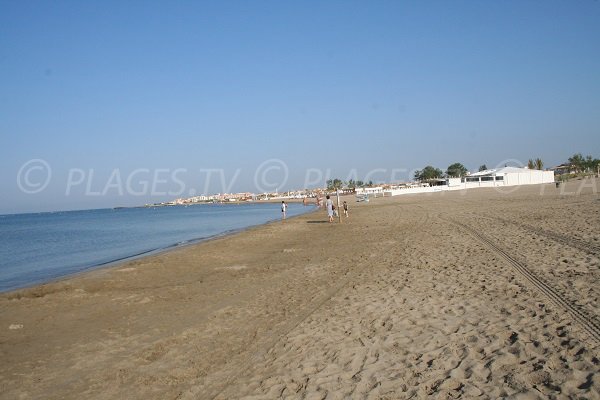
[414,166,444,181]
[534,158,543,170]
[446,162,468,178]
[356,180,365,188]
[590,157,600,172]
[326,178,344,191]
[347,179,356,189]
[583,155,600,172]
[478,164,488,172]
[568,153,585,172]
[527,159,535,169]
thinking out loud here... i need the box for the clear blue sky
[1,1,599,213]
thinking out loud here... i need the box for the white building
[465,167,554,188]
[355,186,384,196]
[383,167,554,197]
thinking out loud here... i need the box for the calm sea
[0,202,311,292]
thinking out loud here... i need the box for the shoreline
[1,181,598,399]
[0,197,312,218]
[0,203,320,295]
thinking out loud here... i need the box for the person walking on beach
[326,195,334,223]
[281,201,287,219]
[343,201,348,218]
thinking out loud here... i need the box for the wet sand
[1,179,599,399]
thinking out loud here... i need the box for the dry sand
[1,179,599,399]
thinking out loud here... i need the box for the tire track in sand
[489,215,600,257]
[446,218,600,349]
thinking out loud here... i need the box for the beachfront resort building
[383,167,555,197]
[463,166,554,188]
[354,186,385,197]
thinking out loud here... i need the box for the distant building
[355,187,384,197]
[383,167,554,197]
[465,166,554,187]
[549,164,573,175]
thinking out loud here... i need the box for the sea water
[0,202,311,292]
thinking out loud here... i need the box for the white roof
[469,166,534,177]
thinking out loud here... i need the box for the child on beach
[343,201,348,217]
[281,201,287,219]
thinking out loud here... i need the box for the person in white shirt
[326,195,334,223]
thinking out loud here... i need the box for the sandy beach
[1,179,599,399]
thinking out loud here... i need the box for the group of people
[282,196,349,222]
[325,195,348,222]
